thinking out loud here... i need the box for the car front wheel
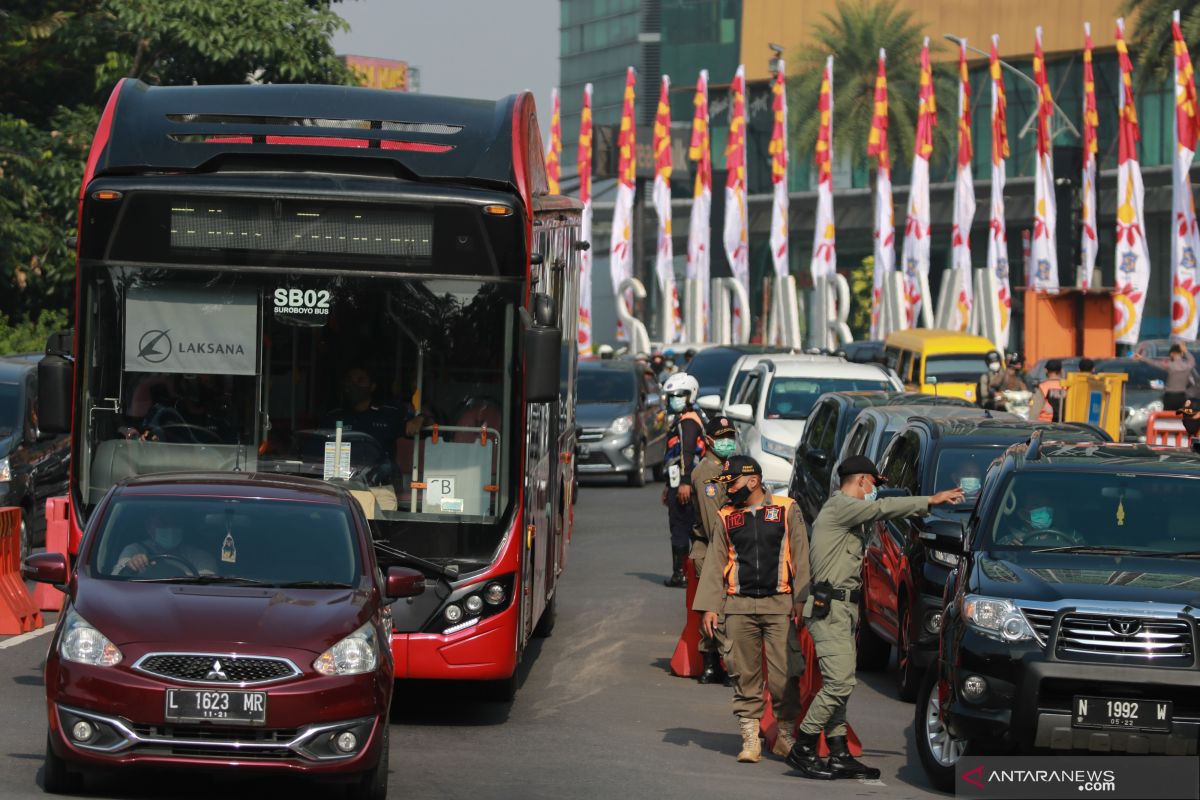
[347,723,388,800]
[627,442,646,487]
[895,604,922,702]
[915,666,970,793]
[42,735,83,795]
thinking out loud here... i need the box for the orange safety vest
[1037,379,1065,422]
[718,495,795,597]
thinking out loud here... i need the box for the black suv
[917,437,1200,790]
[0,358,70,559]
[860,416,1110,700]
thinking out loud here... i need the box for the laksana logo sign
[124,286,257,376]
[135,329,248,365]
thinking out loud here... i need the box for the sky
[332,0,560,129]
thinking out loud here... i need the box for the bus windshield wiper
[274,580,355,588]
[1030,545,1148,555]
[372,541,459,595]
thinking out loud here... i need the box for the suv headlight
[928,549,960,568]
[0,456,9,482]
[962,595,1035,643]
[313,621,379,676]
[760,436,794,460]
[59,608,122,667]
[609,415,634,436]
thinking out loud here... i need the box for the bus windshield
[79,263,520,567]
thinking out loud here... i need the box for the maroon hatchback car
[23,473,424,797]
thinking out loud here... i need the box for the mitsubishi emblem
[205,659,230,681]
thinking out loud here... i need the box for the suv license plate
[166,689,267,725]
[1073,695,1172,732]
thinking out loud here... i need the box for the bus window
[896,351,913,385]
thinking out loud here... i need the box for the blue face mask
[959,477,981,494]
[712,438,737,458]
[864,487,878,502]
[1029,507,1053,529]
[668,396,686,412]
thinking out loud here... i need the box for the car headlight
[962,595,1035,643]
[760,436,794,460]
[59,608,122,667]
[928,549,959,568]
[0,456,9,482]
[313,621,379,676]
[609,415,634,436]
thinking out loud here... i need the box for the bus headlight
[484,582,506,606]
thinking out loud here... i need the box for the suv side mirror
[384,566,426,599]
[805,449,828,468]
[38,353,73,435]
[522,296,561,404]
[725,403,754,423]
[696,394,722,413]
[919,521,965,555]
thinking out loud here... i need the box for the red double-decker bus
[38,80,581,699]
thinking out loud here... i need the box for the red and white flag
[951,40,975,332]
[1031,27,1058,290]
[687,70,712,338]
[769,60,789,283]
[1114,18,1151,345]
[1080,25,1098,290]
[610,67,637,340]
[867,49,894,339]
[723,65,750,341]
[987,36,1013,346]
[547,88,561,196]
[810,56,836,280]
[652,75,678,343]
[577,83,594,355]
[900,38,936,327]
[1172,10,1200,342]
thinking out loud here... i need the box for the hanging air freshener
[221,532,238,563]
[1115,499,1125,527]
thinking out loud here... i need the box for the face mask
[960,477,981,494]
[668,396,686,412]
[1029,507,1053,529]
[727,484,752,507]
[864,487,878,502]
[712,439,737,458]
[153,527,183,549]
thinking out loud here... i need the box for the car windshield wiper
[1030,545,1149,555]
[274,580,355,589]
[1130,550,1200,559]
[128,575,270,585]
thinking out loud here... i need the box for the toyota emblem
[1107,618,1142,637]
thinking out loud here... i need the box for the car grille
[1055,614,1195,665]
[578,427,606,442]
[1019,607,1056,645]
[128,723,300,760]
[130,724,298,743]
[134,653,301,685]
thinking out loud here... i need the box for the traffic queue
[642,331,1200,783]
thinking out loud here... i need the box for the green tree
[1123,0,1199,87]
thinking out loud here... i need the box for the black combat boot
[785,730,835,780]
[826,735,881,780]
[663,546,687,587]
[697,651,721,684]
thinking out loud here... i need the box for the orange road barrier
[761,624,862,758]
[0,507,43,634]
[669,559,702,677]
[33,498,69,612]
[1147,411,1190,448]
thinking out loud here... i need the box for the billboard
[344,55,415,92]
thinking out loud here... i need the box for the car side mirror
[384,566,426,599]
[696,394,722,413]
[805,449,828,468]
[646,392,662,407]
[725,403,754,423]
[23,552,68,588]
[38,352,73,435]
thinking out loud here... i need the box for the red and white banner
[1031,27,1058,291]
[987,36,1013,346]
[769,60,789,283]
[810,56,836,281]
[547,88,561,196]
[1114,19,1151,345]
[652,74,678,343]
[610,67,637,340]
[577,83,594,355]
[901,38,936,327]
[723,65,750,341]
[1172,10,1200,342]
[1080,25,1098,290]
[951,40,975,332]
[687,70,712,338]
[867,49,893,339]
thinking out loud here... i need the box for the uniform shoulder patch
[726,510,745,529]
[763,506,782,522]
[705,483,717,497]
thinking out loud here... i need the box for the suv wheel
[895,605,921,702]
[915,667,969,792]
[42,735,83,794]
[627,442,646,487]
[855,592,890,671]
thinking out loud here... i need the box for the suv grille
[135,654,300,685]
[1019,608,1056,645]
[1055,614,1195,665]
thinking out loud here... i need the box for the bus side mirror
[38,353,73,435]
[523,295,561,404]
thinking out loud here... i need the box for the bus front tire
[532,592,556,638]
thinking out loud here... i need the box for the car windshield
[88,495,361,585]
[765,378,891,420]
[685,349,743,391]
[577,369,635,404]
[925,355,990,383]
[984,472,1200,552]
[932,446,1003,502]
[1094,359,1168,389]
[0,382,18,430]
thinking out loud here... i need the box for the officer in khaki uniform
[694,456,810,764]
[688,416,739,685]
[787,455,963,781]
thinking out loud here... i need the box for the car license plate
[1072,695,1172,732]
[166,689,267,725]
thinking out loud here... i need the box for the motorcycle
[998,389,1032,420]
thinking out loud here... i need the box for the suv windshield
[88,496,360,585]
[925,355,990,383]
[985,472,1200,553]
[765,378,891,420]
[577,369,635,404]
[0,382,18,432]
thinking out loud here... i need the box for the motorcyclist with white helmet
[661,372,706,587]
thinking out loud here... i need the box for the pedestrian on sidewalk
[693,456,810,764]
[1135,344,1196,411]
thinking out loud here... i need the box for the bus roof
[883,328,998,355]
[87,80,557,213]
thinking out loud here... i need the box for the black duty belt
[830,588,861,603]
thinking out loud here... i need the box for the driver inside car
[113,511,218,576]
[994,487,1083,547]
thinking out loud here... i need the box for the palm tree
[1123,0,1200,86]
[789,0,953,178]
